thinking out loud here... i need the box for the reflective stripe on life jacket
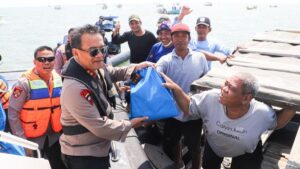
[20,69,62,138]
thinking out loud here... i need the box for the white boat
[0,131,51,169]
[246,5,257,10]
[116,4,122,8]
[54,5,61,10]
[269,4,278,8]
[203,1,213,6]
[102,4,108,10]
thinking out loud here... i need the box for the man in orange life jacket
[8,46,66,169]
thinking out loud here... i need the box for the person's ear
[242,94,252,105]
[72,48,78,56]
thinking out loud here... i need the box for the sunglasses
[36,56,55,63]
[78,46,108,57]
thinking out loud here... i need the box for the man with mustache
[8,46,66,169]
[59,24,152,169]
[156,23,208,169]
[162,72,296,169]
[112,14,157,64]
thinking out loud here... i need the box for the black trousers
[61,154,110,169]
[162,118,203,160]
[202,141,263,169]
[42,139,67,169]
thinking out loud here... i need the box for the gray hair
[234,72,259,97]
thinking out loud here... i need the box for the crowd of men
[0,6,296,169]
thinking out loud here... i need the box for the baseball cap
[171,23,190,35]
[196,17,211,27]
[128,14,141,23]
[156,23,171,35]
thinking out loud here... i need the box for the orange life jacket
[20,69,62,138]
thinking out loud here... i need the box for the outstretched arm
[112,21,121,37]
[275,109,296,129]
[176,6,192,24]
[201,51,228,64]
[160,72,190,116]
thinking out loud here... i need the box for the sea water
[0,1,300,71]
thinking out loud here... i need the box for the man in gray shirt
[162,72,296,169]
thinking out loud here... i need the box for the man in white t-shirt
[162,72,296,169]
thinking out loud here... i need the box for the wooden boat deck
[191,30,300,169]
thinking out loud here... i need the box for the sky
[1,0,300,8]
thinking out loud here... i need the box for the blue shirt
[0,103,5,131]
[156,48,209,121]
[189,38,232,69]
[147,42,174,63]
[156,48,208,94]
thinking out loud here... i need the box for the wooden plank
[253,31,300,45]
[197,68,300,96]
[227,57,300,74]
[191,69,300,111]
[275,29,300,34]
[285,126,300,169]
[238,47,300,59]
[233,52,300,66]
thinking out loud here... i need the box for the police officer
[60,24,151,169]
[8,46,66,169]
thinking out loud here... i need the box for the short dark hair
[34,46,53,59]
[71,24,101,49]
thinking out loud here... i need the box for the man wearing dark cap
[112,14,157,64]
[147,6,193,63]
[190,16,234,69]
[156,23,208,169]
[147,22,222,64]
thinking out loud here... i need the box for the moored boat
[246,5,257,10]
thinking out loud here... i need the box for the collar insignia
[80,89,93,105]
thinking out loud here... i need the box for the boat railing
[0,131,41,158]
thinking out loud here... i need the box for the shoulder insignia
[80,89,93,105]
[13,86,23,98]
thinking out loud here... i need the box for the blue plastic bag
[130,67,180,120]
[0,141,25,156]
